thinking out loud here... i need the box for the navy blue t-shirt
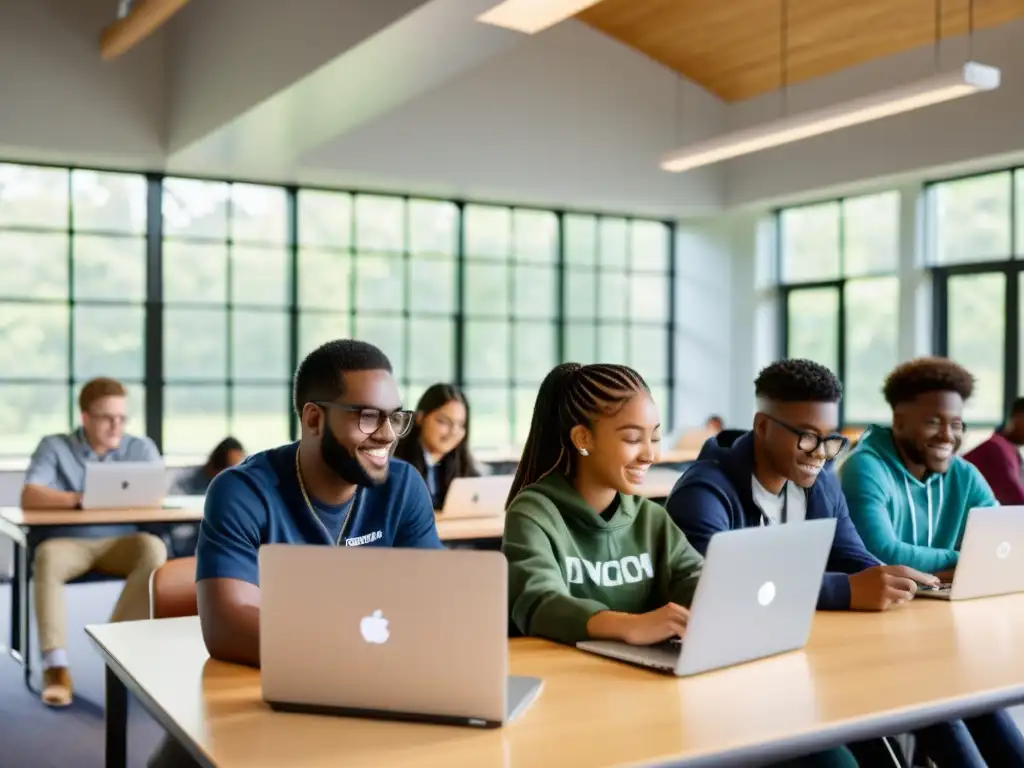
[195,442,443,585]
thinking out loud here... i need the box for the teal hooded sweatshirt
[838,426,997,573]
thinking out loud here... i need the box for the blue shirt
[195,442,444,585]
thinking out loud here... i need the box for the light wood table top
[0,498,206,527]
[87,595,1024,768]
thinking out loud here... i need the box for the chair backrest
[149,556,198,619]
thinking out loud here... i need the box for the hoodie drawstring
[903,474,939,546]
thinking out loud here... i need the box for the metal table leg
[105,663,128,768]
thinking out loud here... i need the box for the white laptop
[576,518,836,677]
[918,506,1024,601]
[80,461,167,510]
[258,544,542,728]
[438,475,513,518]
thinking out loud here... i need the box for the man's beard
[320,420,386,487]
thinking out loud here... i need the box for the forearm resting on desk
[197,578,262,668]
[586,611,636,642]
[20,484,80,509]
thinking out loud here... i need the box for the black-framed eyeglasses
[767,415,848,460]
[315,401,415,438]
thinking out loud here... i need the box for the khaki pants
[33,533,167,652]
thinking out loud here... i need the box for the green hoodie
[502,473,704,645]
[838,425,997,573]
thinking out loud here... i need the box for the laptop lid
[259,545,509,724]
[440,475,513,518]
[80,461,166,510]
[675,518,836,677]
[950,506,1024,600]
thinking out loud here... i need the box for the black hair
[754,359,843,403]
[392,383,479,505]
[507,362,648,506]
[205,437,244,475]
[292,339,392,415]
[882,356,974,407]
[1011,397,1024,416]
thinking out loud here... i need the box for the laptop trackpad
[506,675,543,722]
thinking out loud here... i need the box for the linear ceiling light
[476,0,603,34]
[661,62,1000,173]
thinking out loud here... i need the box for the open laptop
[918,506,1024,601]
[259,545,543,728]
[576,518,836,677]
[80,461,167,510]
[438,475,513,518]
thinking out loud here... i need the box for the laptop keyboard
[604,638,682,671]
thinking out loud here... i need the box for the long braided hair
[506,362,649,507]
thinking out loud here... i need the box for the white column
[897,181,931,362]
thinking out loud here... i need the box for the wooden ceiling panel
[578,0,1024,102]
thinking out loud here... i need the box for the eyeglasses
[316,401,415,438]
[767,416,848,460]
[89,413,128,427]
[921,417,966,437]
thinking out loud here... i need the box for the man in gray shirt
[22,377,167,708]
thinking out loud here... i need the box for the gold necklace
[295,445,356,546]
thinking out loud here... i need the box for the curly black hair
[754,358,843,403]
[882,356,974,407]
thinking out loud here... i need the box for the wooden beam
[99,0,191,61]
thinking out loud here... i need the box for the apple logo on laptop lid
[757,581,777,607]
[360,609,390,644]
[997,541,1012,560]
[121,481,129,490]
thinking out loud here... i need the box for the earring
[578,447,589,456]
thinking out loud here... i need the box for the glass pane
[162,178,229,240]
[232,385,290,451]
[787,288,839,373]
[932,172,1011,264]
[781,202,841,282]
[843,192,899,276]
[565,215,597,267]
[465,261,509,316]
[299,312,350,359]
[409,200,457,255]
[648,384,670,428]
[464,387,511,449]
[629,325,668,382]
[409,254,455,313]
[231,184,286,245]
[298,249,351,311]
[355,195,404,252]
[0,303,69,379]
[465,206,510,259]
[405,382,428,410]
[599,218,628,269]
[514,210,558,263]
[231,310,289,381]
[598,271,629,321]
[599,323,628,365]
[74,235,145,302]
[629,274,669,322]
[232,246,289,307]
[514,386,539,447]
[164,241,227,304]
[0,383,70,455]
[164,307,227,380]
[74,305,145,380]
[514,322,556,383]
[631,220,670,272]
[353,315,405,376]
[466,320,510,383]
[514,263,556,319]
[355,253,405,312]
[72,170,146,234]
[948,273,1004,423]
[566,268,597,320]
[298,190,352,248]
[565,323,597,364]
[163,385,229,458]
[0,163,68,229]
[844,277,899,423]
[0,231,68,299]
[409,316,454,380]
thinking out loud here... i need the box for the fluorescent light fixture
[476,0,603,34]
[661,62,1001,173]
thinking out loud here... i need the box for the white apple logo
[997,541,1012,560]
[757,581,776,607]
[360,609,390,644]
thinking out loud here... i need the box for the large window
[779,192,901,424]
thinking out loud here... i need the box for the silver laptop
[918,506,1024,601]
[80,461,167,510]
[576,518,836,676]
[258,544,542,727]
[439,475,513,518]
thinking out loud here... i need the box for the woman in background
[394,383,480,509]
[171,436,246,496]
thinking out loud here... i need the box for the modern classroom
[3,0,1024,767]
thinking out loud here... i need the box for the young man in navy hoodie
[664,358,1004,768]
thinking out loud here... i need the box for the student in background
[171,436,246,496]
[963,397,1024,504]
[21,377,167,708]
[392,384,481,509]
[838,357,1024,766]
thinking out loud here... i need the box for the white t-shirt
[751,475,807,525]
